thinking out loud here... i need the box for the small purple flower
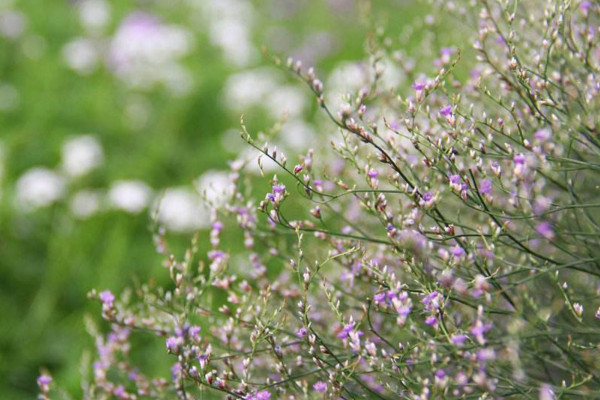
[37,374,52,387]
[513,154,526,164]
[412,81,426,90]
[254,390,271,400]
[479,178,492,195]
[581,1,592,13]
[208,250,225,260]
[373,292,386,303]
[337,321,355,339]
[450,246,466,258]
[477,348,496,362]
[450,334,467,346]
[449,174,461,185]
[534,128,552,142]
[166,336,178,352]
[536,222,554,240]
[425,315,437,326]
[440,47,454,56]
[367,169,379,178]
[539,384,555,400]
[272,184,285,194]
[313,381,328,392]
[99,290,115,307]
[422,192,434,202]
[439,105,453,116]
[189,325,201,340]
[296,327,307,337]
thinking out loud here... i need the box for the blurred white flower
[265,85,306,119]
[62,37,100,75]
[223,68,281,111]
[209,18,255,66]
[326,62,368,110]
[153,188,208,232]
[277,119,316,151]
[195,170,234,206]
[61,135,104,177]
[0,10,26,39]
[108,12,192,93]
[70,190,102,219]
[193,0,256,66]
[15,168,66,210]
[108,180,152,214]
[78,0,111,33]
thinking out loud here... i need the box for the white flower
[277,120,316,151]
[108,180,152,213]
[222,68,281,111]
[70,190,102,218]
[265,86,306,119]
[108,12,192,92]
[78,0,111,33]
[195,170,233,206]
[61,135,104,177]
[209,18,255,66]
[0,10,27,39]
[15,168,66,210]
[153,188,208,232]
[62,38,100,75]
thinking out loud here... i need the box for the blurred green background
[0,0,430,398]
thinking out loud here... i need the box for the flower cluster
[39,0,600,399]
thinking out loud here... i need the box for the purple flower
[313,381,328,392]
[337,321,355,339]
[536,222,554,240]
[367,169,379,178]
[513,154,526,164]
[296,327,307,337]
[439,105,453,116]
[422,291,441,310]
[252,390,271,400]
[166,336,179,352]
[534,128,552,142]
[581,1,592,13]
[422,192,434,202]
[99,290,115,307]
[539,384,555,400]
[479,178,492,195]
[450,333,467,346]
[450,246,466,258]
[37,374,52,387]
[208,250,225,260]
[412,81,426,90]
[189,325,201,340]
[373,292,386,303]
[449,174,461,185]
[425,315,437,326]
